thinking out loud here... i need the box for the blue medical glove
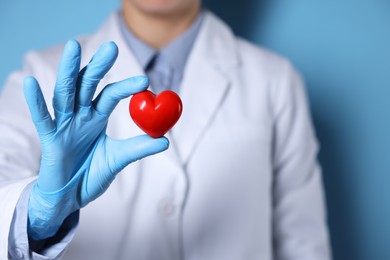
[23,40,169,241]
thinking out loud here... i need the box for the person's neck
[121,3,201,49]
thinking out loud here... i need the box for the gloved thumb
[105,134,169,174]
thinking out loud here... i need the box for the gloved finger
[24,76,55,137]
[53,40,81,115]
[92,75,149,116]
[79,134,169,206]
[106,134,169,174]
[76,42,118,107]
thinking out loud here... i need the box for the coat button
[158,199,175,217]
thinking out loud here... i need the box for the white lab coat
[0,10,331,260]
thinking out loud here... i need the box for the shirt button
[158,199,175,217]
[14,248,23,259]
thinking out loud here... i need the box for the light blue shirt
[8,10,204,259]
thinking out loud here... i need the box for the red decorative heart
[129,90,183,138]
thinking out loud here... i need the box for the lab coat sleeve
[0,50,77,259]
[8,182,79,260]
[270,62,332,260]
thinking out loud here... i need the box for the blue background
[1,1,389,259]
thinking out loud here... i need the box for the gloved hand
[24,40,169,241]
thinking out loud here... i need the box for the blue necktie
[145,52,174,94]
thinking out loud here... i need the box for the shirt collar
[118,15,156,70]
[118,10,204,72]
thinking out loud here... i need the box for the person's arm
[8,182,79,259]
[2,46,80,259]
[271,62,332,260]
[1,40,169,259]
[0,47,48,259]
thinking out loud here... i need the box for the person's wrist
[27,182,75,240]
[27,213,63,241]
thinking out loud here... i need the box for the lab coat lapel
[93,12,145,139]
[98,13,145,84]
[171,11,239,164]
